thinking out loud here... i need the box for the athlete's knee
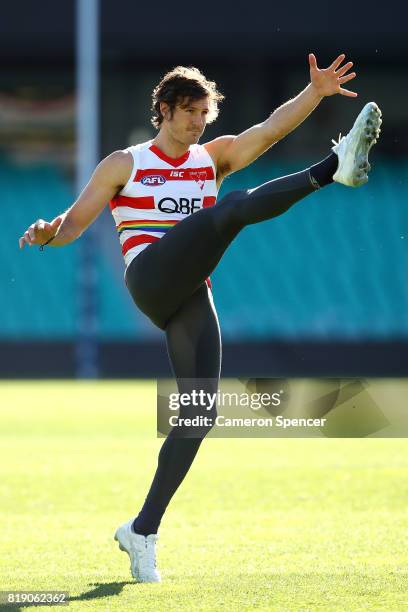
[195,405,217,439]
[174,405,217,439]
[204,405,217,432]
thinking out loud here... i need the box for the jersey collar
[149,143,190,167]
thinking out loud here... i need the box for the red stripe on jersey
[203,196,216,208]
[122,233,159,255]
[206,277,212,290]
[110,195,155,210]
[149,144,190,167]
[134,167,215,182]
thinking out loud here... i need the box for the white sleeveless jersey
[110,141,218,278]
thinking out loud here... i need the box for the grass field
[0,381,407,611]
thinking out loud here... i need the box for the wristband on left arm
[39,235,56,251]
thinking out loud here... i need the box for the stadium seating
[4,157,408,341]
[3,158,78,339]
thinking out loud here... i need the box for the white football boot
[114,519,161,583]
[332,101,382,187]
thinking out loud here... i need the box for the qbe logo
[141,175,166,186]
[158,197,202,214]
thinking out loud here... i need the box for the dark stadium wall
[0,341,407,378]
[1,1,406,62]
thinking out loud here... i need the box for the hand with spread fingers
[19,217,62,249]
[309,53,357,98]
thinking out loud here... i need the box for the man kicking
[19,53,382,582]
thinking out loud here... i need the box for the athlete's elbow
[262,116,286,145]
[263,128,283,146]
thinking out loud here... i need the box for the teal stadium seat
[3,158,78,339]
[5,157,408,341]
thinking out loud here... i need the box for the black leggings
[125,168,318,535]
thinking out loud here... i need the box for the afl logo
[141,174,166,186]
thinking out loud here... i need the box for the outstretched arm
[205,53,357,180]
[18,151,133,249]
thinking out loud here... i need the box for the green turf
[0,381,407,611]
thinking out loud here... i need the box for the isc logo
[141,175,166,186]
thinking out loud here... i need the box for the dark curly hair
[151,66,224,129]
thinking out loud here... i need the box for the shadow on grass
[69,581,135,602]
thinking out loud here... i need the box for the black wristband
[39,235,56,251]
